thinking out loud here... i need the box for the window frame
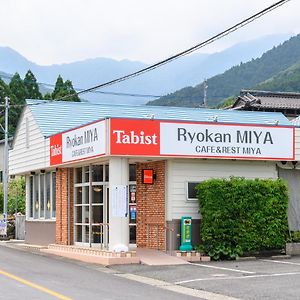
[27,171,56,221]
[186,181,201,202]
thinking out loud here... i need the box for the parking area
[111,256,300,300]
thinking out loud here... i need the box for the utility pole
[3,96,9,229]
[203,80,208,108]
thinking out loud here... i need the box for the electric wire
[57,0,291,100]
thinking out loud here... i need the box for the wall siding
[295,128,300,160]
[167,159,278,220]
[9,107,50,175]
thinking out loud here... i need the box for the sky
[0,0,299,66]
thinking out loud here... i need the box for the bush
[0,177,25,215]
[196,177,289,260]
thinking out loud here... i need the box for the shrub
[196,177,289,260]
[0,177,26,215]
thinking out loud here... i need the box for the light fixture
[93,186,102,192]
[47,200,51,210]
[35,201,39,210]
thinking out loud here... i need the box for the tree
[24,70,42,99]
[9,73,27,102]
[0,78,19,139]
[51,75,80,102]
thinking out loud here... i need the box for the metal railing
[92,222,109,249]
[145,223,175,254]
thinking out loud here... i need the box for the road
[2,243,300,300]
[113,256,300,300]
[0,244,202,300]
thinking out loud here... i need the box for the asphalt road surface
[0,244,203,300]
[2,242,300,300]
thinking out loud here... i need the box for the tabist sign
[50,120,106,165]
[110,118,294,160]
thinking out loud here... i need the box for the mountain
[148,34,300,108]
[0,33,291,105]
[255,61,300,92]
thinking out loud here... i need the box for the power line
[0,72,162,98]
[58,0,291,101]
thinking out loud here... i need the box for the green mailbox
[179,216,193,251]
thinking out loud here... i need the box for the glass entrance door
[74,165,109,247]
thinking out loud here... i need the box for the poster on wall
[110,118,295,160]
[50,120,106,165]
[112,185,128,217]
[0,214,7,236]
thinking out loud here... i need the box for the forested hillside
[148,34,300,107]
[255,61,300,92]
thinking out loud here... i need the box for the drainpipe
[68,169,71,245]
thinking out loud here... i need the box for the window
[28,171,56,220]
[187,182,201,201]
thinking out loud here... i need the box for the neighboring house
[8,99,297,251]
[0,138,13,182]
[231,90,300,119]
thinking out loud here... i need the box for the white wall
[9,107,50,175]
[166,159,278,220]
[295,128,300,161]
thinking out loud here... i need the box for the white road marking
[175,271,300,284]
[260,259,300,266]
[117,273,243,300]
[188,262,256,274]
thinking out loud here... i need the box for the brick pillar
[136,161,166,250]
[55,168,74,245]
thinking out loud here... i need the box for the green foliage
[52,75,80,102]
[0,177,26,215]
[288,231,300,242]
[148,34,300,107]
[24,70,43,99]
[196,177,289,260]
[215,97,235,109]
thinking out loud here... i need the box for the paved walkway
[137,248,188,265]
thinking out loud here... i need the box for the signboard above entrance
[50,120,106,166]
[110,118,295,160]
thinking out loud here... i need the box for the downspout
[68,168,71,245]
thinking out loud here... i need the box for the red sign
[142,169,154,184]
[110,119,160,156]
[50,133,62,165]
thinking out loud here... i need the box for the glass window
[46,173,51,219]
[83,166,89,183]
[129,164,136,181]
[29,176,33,218]
[76,206,82,223]
[28,172,56,220]
[40,174,45,218]
[187,182,201,200]
[92,186,103,203]
[105,165,109,182]
[34,175,39,219]
[75,168,82,184]
[52,172,56,218]
[92,165,103,182]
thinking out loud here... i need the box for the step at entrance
[136,248,188,265]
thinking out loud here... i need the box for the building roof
[26,99,293,137]
[232,90,300,114]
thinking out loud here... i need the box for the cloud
[0,0,298,65]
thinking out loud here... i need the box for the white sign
[112,185,128,217]
[160,122,294,160]
[62,120,106,163]
[0,214,7,236]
